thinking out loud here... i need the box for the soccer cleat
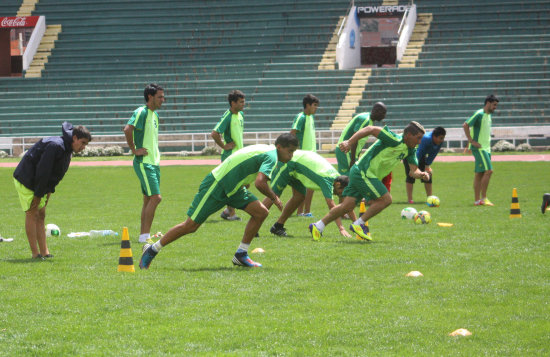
[139,244,158,270]
[481,198,494,206]
[474,200,483,206]
[232,251,262,267]
[302,212,313,217]
[349,223,372,241]
[145,238,155,245]
[542,193,550,214]
[408,200,414,204]
[270,224,288,237]
[309,223,322,241]
[221,211,242,221]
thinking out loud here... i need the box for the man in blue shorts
[123,83,165,243]
[463,94,499,206]
[139,134,298,270]
[309,122,430,241]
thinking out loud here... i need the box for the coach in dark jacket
[13,122,91,259]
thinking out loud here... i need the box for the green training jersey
[356,126,418,180]
[291,112,316,152]
[337,112,373,157]
[213,109,244,161]
[271,150,339,198]
[127,105,160,165]
[211,144,278,197]
[465,108,492,152]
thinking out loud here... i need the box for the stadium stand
[1,0,548,150]
[0,1,21,16]
[355,0,550,132]
[0,0,354,137]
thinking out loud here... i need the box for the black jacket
[13,122,74,198]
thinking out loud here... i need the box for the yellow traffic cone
[117,227,135,272]
[510,188,521,219]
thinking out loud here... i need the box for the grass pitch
[0,161,549,355]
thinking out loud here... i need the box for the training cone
[509,188,521,219]
[449,328,472,337]
[117,227,135,272]
[355,201,368,240]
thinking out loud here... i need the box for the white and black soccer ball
[45,224,61,237]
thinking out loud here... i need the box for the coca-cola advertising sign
[0,16,39,28]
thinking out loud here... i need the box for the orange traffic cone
[509,188,521,219]
[117,227,135,272]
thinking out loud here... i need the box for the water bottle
[89,230,118,237]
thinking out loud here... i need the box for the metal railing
[5,126,550,156]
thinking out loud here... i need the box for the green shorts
[472,149,492,173]
[187,173,258,224]
[133,161,161,196]
[271,172,307,197]
[14,178,47,212]
[335,147,351,175]
[342,166,388,204]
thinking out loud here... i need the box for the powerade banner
[357,5,409,18]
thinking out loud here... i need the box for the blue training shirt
[416,131,442,166]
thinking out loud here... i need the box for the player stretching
[309,122,429,241]
[262,150,351,238]
[139,134,298,269]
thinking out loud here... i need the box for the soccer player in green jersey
[211,90,246,221]
[123,84,165,244]
[139,134,299,270]
[291,94,320,217]
[262,150,352,238]
[335,102,391,220]
[309,122,430,241]
[335,102,387,175]
[463,94,499,206]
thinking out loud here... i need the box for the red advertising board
[0,16,40,28]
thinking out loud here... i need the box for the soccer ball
[426,195,440,207]
[413,210,431,224]
[401,207,417,220]
[45,224,61,237]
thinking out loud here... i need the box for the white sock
[237,242,250,252]
[315,220,325,232]
[139,233,150,241]
[152,240,163,253]
[353,218,365,226]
